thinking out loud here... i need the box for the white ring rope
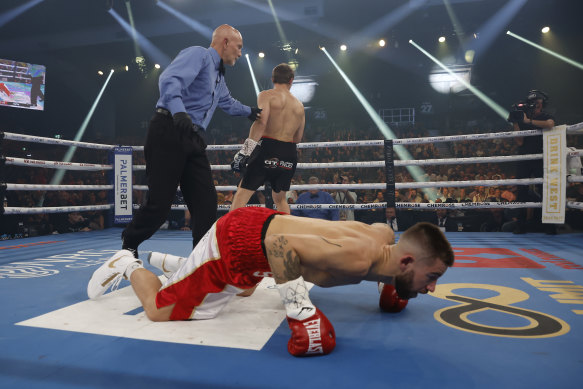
[5,184,113,191]
[137,176,583,193]
[3,204,112,215]
[10,176,582,193]
[7,152,572,172]
[566,122,583,133]
[5,157,112,171]
[5,200,581,215]
[2,132,123,150]
[3,121,581,151]
[207,153,546,171]
[6,151,574,171]
[148,202,543,210]
[207,130,544,151]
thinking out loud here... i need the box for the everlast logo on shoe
[303,318,324,354]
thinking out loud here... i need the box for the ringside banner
[113,146,133,224]
[542,125,566,224]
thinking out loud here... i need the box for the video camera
[507,89,548,124]
[507,101,536,123]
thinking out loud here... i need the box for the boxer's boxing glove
[286,308,336,357]
[378,282,408,313]
[231,138,259,173]
[231,151,249,173]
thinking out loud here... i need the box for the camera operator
[508,90,556,234]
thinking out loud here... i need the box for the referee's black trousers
[122,113,217,250]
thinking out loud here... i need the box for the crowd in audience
[1,118,582,239]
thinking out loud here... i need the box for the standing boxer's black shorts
[240,137,297,193]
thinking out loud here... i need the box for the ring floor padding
[1,228,582,388]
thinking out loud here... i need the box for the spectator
[501,186,518,202]
[53,212,92,234]
[406,188,423,203]
[472,186,488,203]
[292,176,339,220]
[456,188,471,203]
[333,175,357,221]
[385,207,412,232]
[488,188,503,202]
[481,209,507,232]
[429,208,458,232]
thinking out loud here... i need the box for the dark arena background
[1,1,582,388]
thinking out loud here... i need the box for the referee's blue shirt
[156,46,251,130]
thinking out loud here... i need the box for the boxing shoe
[147,252,185,278]
[286,308,336,357]
[378,282,408,313]
[87,250,142,300]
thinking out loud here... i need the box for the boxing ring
[1,125,583,388]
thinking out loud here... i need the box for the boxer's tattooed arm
[268,235,287,259]
[267,235,301,284]
[282,250,301,283]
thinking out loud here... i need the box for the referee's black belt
[155,108,204,131]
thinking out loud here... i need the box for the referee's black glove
[173,112,194,132]
[248,107,262,122]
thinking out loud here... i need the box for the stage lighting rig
[135,56,147,74]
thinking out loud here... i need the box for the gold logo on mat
[431,283,570,338]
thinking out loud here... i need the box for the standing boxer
[230,63,305,214]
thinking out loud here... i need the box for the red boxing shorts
[156,207,283,320]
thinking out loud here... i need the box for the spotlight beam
[108,9,171,67]
[409,39,509,120]
[320,48,428,188]
[233,0,348,44]
[49,70,115,187]
[124,0,143,58]
[245,54,260,97]
[157,0,277,75]
[267,0,289,48]
[443,0,465,46]
[507,30,583,71]
[348,0,427,49]
[464,0,527,62]
[235,0,291,59]
[0,0,43,28]
[156,1,213,39]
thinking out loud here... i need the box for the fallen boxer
[88,207,454,357]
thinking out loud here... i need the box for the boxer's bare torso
[252,85,304,143]
[265,215,395,287]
